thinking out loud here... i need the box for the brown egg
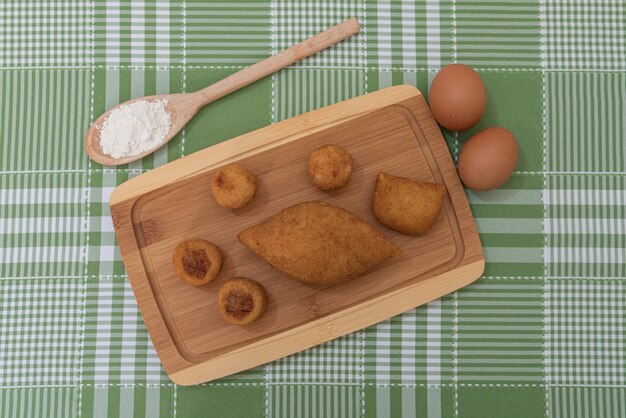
[429,64,487,131]
[457,127,518,191]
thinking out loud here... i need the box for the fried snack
[307,144,353,191]
[210,164,257,209]
[218,278,268,325]
[172,239,222,286]
[238,201,400,286]
[372,172,446,235]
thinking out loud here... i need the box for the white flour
[99,99,172,159]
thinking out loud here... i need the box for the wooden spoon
[84,18,360,166]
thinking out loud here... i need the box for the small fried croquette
[218,278,268,325]
[172,239,222,286]
[238,201,400,286]
[307,144,353,191]
[210,164,257,209]
[372,172,446,235]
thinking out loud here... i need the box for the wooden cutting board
[110,85,484,386]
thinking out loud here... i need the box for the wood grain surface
[110,85,484,385]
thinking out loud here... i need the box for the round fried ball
[172,239,222,286]
[307,144,353,191]
[218,278,268,325]
[210,164,257,209]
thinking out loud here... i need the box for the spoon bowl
[83,93,195,166]
[84,18,361,166]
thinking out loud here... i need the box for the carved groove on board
[111,86,484,384]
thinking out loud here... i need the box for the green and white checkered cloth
[0,1,624,417]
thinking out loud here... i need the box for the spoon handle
[195,17,360,106]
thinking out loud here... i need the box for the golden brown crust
[372,172,446,235]
[210,164,257,209]
[217,278,268,325]
[238,201,401,286]
[172,239,222,286]
[307,144,353,191]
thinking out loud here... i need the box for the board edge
[109,84,488,384]
[168,258,484,386]
[109,85,422,207]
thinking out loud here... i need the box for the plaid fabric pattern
[467,176,544,277]
[548,387,626,418]
[83,277,166,384]
[186,2,271,65]
[546,72,625,173]
[1,1,625,417]
[273,1,364,67]
[0,70,91,171]
[366,0,452,68]
[0,388,76,418]
[269,333,361,384]
[81,386,173,418]
[456,280,545,384]
[364,299,455,385]
[0,173,87,278]
[453,1,541,68]
[0,2,89,67]
[267,385,362,417]
[274,69,366,120]
[87,171,129,277]
[546,175,625,278]
[0,280,81,386]
[544,1,626,70]
[546,280,625,385]
[94,1,183,66]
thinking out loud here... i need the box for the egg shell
[429,64,487,131]
[457,127,518,191]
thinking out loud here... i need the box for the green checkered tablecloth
[1,1,624,417]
